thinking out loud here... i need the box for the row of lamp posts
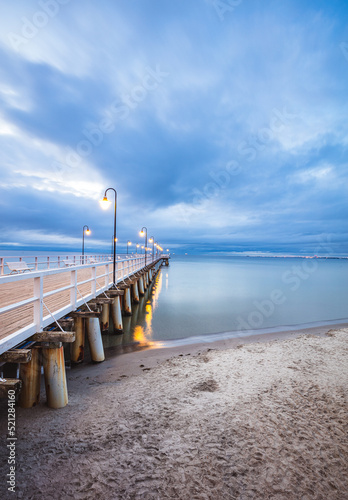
[82,188,164,288]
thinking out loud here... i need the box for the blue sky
[0,0,347,256]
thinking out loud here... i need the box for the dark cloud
[0,0,347,255]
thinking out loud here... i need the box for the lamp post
[82,225,91,264]
[139,227,147,265]
[149,236,155,262]
[136,244,140,254]
[127,240,131,255]
[100,188,117,287]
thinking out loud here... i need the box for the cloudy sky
[0,0,347,256]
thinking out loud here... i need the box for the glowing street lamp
[139,227,147,265]
[100,187,117,286]
[136,243,140,254]
[127,240,132,255]
[82,225,91,264]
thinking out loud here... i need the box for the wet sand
[0,326,347,499]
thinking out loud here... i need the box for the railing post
[47,256,50,269]
[70,269,77,311]
[105,263,110,288]
[33,276,43,332]
[0,258,3,275]
[91,266,96,296]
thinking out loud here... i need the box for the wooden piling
[132,280,140,304]
[18,347,41,408]
[111,296,123,333]
[42,344,68,409]
[123,287,132,316]
[101,303,110,333]
[138,275,145,295]
[70,317,85,364]
[86,317,105,362]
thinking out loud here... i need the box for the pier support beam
[123,287,132,316]
[18,347,41,408]
[86,317,105,362]
[42,344,68,409]
[138,275,145,295]
[111,296,123,333]
[70,317,85,364]
[101,303,110,333]
[132,280,140,304]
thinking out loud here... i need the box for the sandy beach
[0,327,347,499]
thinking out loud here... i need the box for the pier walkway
[0,254,160,355]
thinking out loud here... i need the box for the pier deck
[0,256,157,354]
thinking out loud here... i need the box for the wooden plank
[0,349,32,363]
[106,290,125,296]
[70,311,101,318]
[32,331,75,343]
[0,378,22,398]
[57,318,74,327]
[89,298,114,304]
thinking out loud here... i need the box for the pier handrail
[0,255,160,354]
[0,254,127,275]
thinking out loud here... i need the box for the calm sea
[103,254,348,349]
[2,251,347,348]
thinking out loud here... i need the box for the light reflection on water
[103,270,163,350]
[103,255,348,351]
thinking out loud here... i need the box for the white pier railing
[0,253,154,275]
[0,255,158,354]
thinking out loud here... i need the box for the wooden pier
[0,254,167,408]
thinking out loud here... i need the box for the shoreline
[0,326,347,498]
[97,321,348,381]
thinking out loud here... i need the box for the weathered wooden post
[101,303,109,333]
[132,280,140,304]
[138,275,145,295]
[124,286,132,315]
[70,316,85,364]
[18,347,41,408]
[31,331,74,409]
[86,317,105,362]
[0,349,37,408]
[111,296,123,332]
[42,344,68,408]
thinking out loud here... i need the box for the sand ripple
[0,329,347,499]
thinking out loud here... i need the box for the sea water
[103,254,348,349]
